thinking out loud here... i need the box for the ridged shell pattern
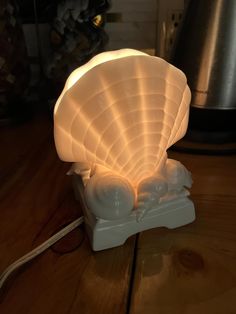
[54,49,191,185]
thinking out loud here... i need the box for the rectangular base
[72,175,195,251]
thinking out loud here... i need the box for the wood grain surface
[0,114,236,313]
[130,152,236,314]
[0,114,136,314]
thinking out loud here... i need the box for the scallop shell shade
[54,49,191,185]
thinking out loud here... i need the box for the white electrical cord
[0,216,84,290]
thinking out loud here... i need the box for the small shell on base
[165,159,193,192]
[136,175,168,221]
[84,172,135,221]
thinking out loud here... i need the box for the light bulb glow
[54,49,191,186]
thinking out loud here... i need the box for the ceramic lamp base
[72,175,195,251]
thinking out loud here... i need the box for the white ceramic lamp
[54,49,195,251]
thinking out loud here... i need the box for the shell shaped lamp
[54,49,195,251]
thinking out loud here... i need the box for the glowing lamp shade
[54,49,191,185]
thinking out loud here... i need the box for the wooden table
[1,114,236,314]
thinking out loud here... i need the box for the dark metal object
[172,0,236,111]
